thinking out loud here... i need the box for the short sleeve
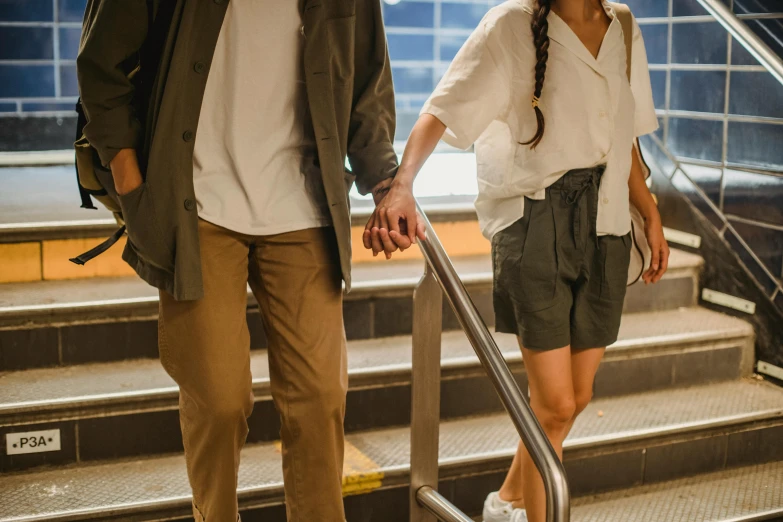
[420,18,511,150]
[630,19,659,137]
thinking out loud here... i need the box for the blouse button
[602,197,610,205]
[598,110,607,119]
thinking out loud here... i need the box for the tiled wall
[0,0,85,114]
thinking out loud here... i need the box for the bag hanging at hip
[611,2,653,286]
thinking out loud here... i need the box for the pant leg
[158,219,254,522]
[248,226,347,522]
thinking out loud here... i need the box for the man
[77,1,402,520]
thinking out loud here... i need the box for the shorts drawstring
[561,169,602,251]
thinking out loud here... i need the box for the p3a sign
[6,429,61,455]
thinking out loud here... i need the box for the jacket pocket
[118,183,174,271]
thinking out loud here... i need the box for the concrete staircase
[1,169,782,521]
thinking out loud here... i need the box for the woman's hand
[363,179,426,259]
[642,211,669,284]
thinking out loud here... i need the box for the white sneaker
[510,508,528,522]
[483,492,514,522]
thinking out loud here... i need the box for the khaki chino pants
[159,219,348,522]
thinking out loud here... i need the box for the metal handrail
[696,0,783,85]
[409,201,570,522]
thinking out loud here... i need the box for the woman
[364,0,669,521]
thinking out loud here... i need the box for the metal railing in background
[641,133,783,302]
[696,0,783,85]
[408,202,570,522]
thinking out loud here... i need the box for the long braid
[521,0,552,149]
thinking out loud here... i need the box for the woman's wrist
[391,167,416,190]
[641,204,661,225]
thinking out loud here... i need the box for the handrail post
[410,264,444,522]
[415,202,570,522]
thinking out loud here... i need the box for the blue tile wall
[440,34,469,62]
[727,122,783,171]
[58,0,87,22]
[667,118,724,162]
[0,65,55,98]
[392,67,435,95]
[0,103,17,113]
[730,72,783,119]
[673,0,709,17]
[649,70,666,110]
[670,70,726,114]
[0,27,54,60]
[0,0,52,22]
[441,2,489,29]
[723,169,783,227]
[623,0,668,19]
[639,24,669,64]
[59,65,79,97]
[58,27,81,60]
[388,34,434,61]
[671,23,728,64]
[383,1,435,29]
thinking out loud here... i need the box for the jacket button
[193,62,206,74]
[184,199,196,211]
[300,25,305,37]
[182,130,194,142]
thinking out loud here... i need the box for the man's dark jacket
[77,0,398,300]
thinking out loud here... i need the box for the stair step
[1,379,781,522]
[0,307,755,472]
[572,461,783,521]
[0,250,704,370]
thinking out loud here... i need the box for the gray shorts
[491,166,631,351]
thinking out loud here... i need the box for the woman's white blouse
[421,0,659,239]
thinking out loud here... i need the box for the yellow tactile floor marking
[274,440,384,496]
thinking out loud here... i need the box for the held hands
[363,178,426,259]
[642,210,670,285]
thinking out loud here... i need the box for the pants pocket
[494,197,559,313]
[600,233,632,300]
[118,183,173,271]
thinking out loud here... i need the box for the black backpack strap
[69,225,127,265]
[74,99,98,210]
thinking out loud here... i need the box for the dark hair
[521,0,552,149]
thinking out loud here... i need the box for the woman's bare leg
[498,346,606,511]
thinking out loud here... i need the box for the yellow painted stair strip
[274,440,384,496]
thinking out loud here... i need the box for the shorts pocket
[600,233,632,300]
[118,183,173,271]
[493,197,559,313]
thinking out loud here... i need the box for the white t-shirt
[421,0,659,240]
[192,0,330,236]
